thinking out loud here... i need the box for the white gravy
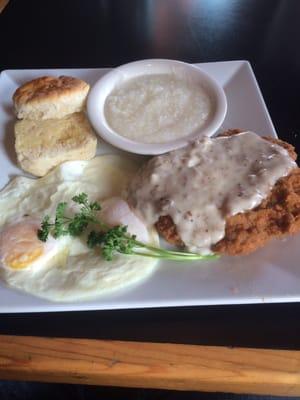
[127,132,297,253]
[104,74,213,144]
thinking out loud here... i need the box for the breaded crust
[13,76,90,120]
[155,130,300,255]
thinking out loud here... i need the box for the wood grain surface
[0,335,300,396]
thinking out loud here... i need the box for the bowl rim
[87,59,227,155]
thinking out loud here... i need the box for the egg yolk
[4,247,43,270]
[0,221,44,270]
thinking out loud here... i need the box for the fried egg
[0,155,158,302]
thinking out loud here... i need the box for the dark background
[1,0,300,399]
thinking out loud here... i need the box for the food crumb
[230,286,239,294]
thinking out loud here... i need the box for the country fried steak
[155,130,300,255]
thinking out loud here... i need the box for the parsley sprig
[38,193,219,262]
[38,193,105,241]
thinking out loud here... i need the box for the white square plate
[1,60,298,313]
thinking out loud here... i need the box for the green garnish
[87,226,137,261]
[38,192,219,262]
[37,215,51,242]
[37,193,104,241]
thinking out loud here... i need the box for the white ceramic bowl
[87,59,227,155]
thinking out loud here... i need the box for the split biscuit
[14,112,97,176]
[13,76,90,120]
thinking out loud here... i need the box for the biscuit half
[13,76,90,120]
[14,112,97,176]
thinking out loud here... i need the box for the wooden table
[1,335,300,396]
[1,0,300,398]
[0,0,9,13]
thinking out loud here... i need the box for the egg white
[0,155,158,302]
